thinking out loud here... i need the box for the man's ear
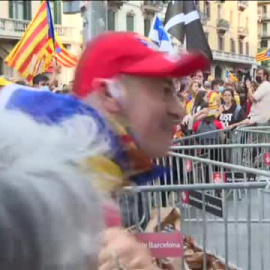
[92,78,123,114]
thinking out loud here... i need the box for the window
[204,1,210,18]
[263,23,267,35]
[49,1,62,25]
[144,18,151,37]
[217,4,221,20]
[108,10,115,31]
[204,32,209,42]
[9,1,31,20]
[246,42,249,55]
[261,39,268,48]
[218,35,224,51]
[126,14,134,31]
[263,5,267,15]
[230,38,235,53]
[239,40,243,54]
[245,17,249,28]
[63,1,80,14]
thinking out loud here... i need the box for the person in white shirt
[246,67,270,124]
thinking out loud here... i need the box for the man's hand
[246,79,256,103]
[52,59,62,73]
[245,79,252,90]
[99,228,159,270]
[218,105,224,116]
[230,118,252,129]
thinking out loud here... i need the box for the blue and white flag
[148,16,175,54]
[0,84,102,125]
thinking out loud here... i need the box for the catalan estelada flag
[226,70,238,82]
[255,49,270,62]
[5,0,78,82]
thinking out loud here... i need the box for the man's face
[213,83,219,92]
[193,71,204,85]
[69,81,74,90]
[256,69,266,82]
[37,80,49,89]
[120,76,185,157]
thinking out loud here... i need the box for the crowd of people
[173,67,270,142]
[0,63,74,94]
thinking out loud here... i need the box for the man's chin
[145,142,172,158]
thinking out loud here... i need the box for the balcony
[237,1,248,12]
[261,14,270,21]
[261,32,270,39]
[107,0,128,10]
[0,18,80,44]
[258,1,270,4]
[212,50,256,65]
[142,0,163,16]
[238,26,248,39]
[216,19,230,35]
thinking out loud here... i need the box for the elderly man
[0,32,209,269]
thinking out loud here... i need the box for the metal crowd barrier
[118,182,270,270]
[117,126,270,269]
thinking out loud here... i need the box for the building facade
[0,0,83,84]
[0,0,259,83]
[258,1,270,66]
[197,0,258,79]
[105,0,258,79]
[105,1,180,48]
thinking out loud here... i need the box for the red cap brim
[123,51,210,78]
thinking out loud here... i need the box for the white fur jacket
[0,85,108,270]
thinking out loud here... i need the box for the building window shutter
[261,39,268,48]
[9,0,14,18]
[53,1,62,25]
[24,1,32,20]
[239,40,243,54]
[230,38,235,53]
[108,10,115,31]
[246,42,249,55]
[126,14,134,31]
[218,35,224,51]
[144,18,151,36]
[57,1,62,25]
[204,32,209,42]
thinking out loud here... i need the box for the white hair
[0,109,109,270]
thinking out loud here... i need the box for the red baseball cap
[73,32,210,98]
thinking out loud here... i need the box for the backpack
[197,121,219,144]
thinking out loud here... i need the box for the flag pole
[46,0,58,66]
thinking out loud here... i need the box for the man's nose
[168,97,186,121]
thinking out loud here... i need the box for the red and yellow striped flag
[5,1,78,82]
[255,49,270,62]
[48,34,78,68]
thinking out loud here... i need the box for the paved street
[181,190,270,269]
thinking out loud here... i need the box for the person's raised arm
[48,60,61,89]
[246,79,256,103]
